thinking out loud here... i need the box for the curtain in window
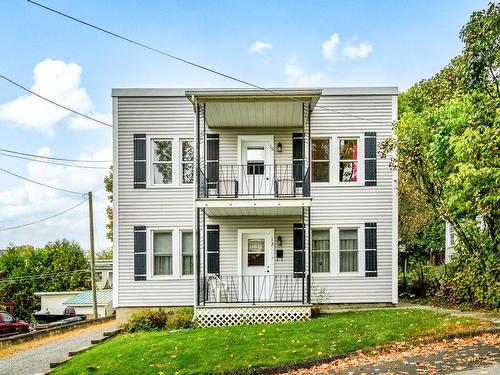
[154,232,172,275]
[312,230,330,273]
[340,229,358,272]
[182,232,193,275]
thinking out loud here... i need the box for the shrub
[123,309,172,332]
[168,307,195,329]
[400,263,446,298]
[123,307,196,332]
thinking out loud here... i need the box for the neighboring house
[445,222,457,263]
[36,290,114,318]
[95,259,113,289]
[112,87,398,326]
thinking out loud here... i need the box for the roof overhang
[186,89,322,128]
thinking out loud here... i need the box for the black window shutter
[365,223,377,277]
[364,132,377,186]
[293,224,305,277]
[134,226,147,281]
[293,133,304,186]
[134,134,146,188]
[206,134,219,191]
[206,225,220,275]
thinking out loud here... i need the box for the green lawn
[54,309,488,375]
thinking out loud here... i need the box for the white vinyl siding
[115,96,194,307]
[310,94,395,303]
[115,90,397,307]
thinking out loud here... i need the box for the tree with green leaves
[383,2,499,307]
[0,240,90,320]
[104,166,113,242]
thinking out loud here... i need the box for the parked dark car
[0,311,30,336]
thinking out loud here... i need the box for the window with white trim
[153,231,173,275]
[151,139,173,185]
[181,231,194,275]
[338,138,358,183]
[339,228,359,273]
[312,139,330,182]
[181,140,194,184]
[312,230,330,273]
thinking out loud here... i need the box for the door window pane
[312,139,329,182]
[182,231,194,275]
[312,230,330,273]
[152,140,172,184]
[153,232,172,275]
[247,147,265,175]
[339,139,358,182]
[339,229,358,272]
[247,239,265,266]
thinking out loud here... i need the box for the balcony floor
[195,197,311,216]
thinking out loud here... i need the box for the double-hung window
[152,139,173,185]
[312,230,330,273]
[339,229,359,273]
[181,231,194,275]
[312,139,330,182]
[153,232,173,276]
[338,139,358,183]
[181,140,194,184]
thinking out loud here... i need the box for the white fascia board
[195,198,312,209]
[112,87,398,98]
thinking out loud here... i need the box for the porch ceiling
[196,198,311,216]
[186,89,322,128]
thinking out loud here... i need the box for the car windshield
[0,312,14,322]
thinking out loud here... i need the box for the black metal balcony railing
[197,164,310,198]
[199,274,309,305]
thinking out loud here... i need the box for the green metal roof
[63,289,113,306]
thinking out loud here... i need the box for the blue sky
[0,0,489,251]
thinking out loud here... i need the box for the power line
[0,152,110,170]
[0,168,85,195]
[0,269,90,283]
[0,74,112,128]
[0,148,111,163]
[0,199,87,232]
[27,0,392,126]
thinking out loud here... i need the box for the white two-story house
[112,87,398,326]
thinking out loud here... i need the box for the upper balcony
[188,89,320,216]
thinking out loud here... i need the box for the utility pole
[88,191,98,320]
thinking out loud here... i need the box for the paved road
[0,321,116,375]
[331,342,499,374]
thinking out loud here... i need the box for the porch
[194,214,312,308]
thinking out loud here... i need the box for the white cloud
[0,146,112,250]
[343,42,373,59]
[68,112,112,130]
[284,58,325,86]
[249,41,273,55]
[0,58,99,135]
[322,33,340,61]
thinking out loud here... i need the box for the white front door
[239,136,274,196]
[239,229,274,302]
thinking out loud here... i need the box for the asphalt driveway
[0,320,116,375]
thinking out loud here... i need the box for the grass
[53,309,490,375]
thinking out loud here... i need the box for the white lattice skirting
[196,305,311,327]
